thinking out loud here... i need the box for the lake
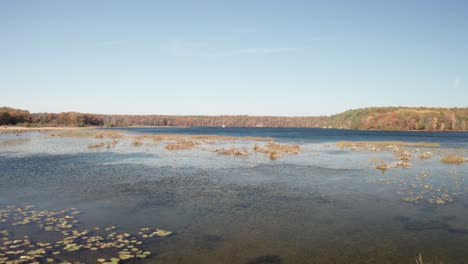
[0,127,467,264]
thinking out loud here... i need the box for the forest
[1,106,467,131]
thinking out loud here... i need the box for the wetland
[0,127,467,264]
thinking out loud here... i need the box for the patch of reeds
[337,141,440,149]
[88,142,106,149]
[165,140,196,150]
[152,134,272,142]
[88,139,119,149]
[440,155,466,165]
[375,161,388,173]
[253,141,300,160]
[213,148,249,157]
[56,130,123,139]
[131,139,143,146]
[419,151,433,160]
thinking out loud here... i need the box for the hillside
[328,107,468,131]
[1,106,467,131]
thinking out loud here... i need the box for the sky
[1,0,467,116]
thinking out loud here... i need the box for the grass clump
[88,142,106,149]
[419,151,433,160]
[337,141,440,149]
[165,141,196,150]
[214,148,249,157]
[375,161,388,174]
[440,155,466,165]
[56,130,123,139]
[253,142,300,160]
[131,140,143,146]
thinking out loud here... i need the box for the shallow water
[0,128,467,263]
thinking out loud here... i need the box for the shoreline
[0,126,92,134]
[2,125,467,134]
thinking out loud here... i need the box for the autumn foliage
[1,106,467,131]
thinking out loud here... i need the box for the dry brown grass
[440,155,466,165]
[131,139,143,146]
[264,142,300,154]
[253,142,300,160]
[153,134,235,142]
[241,136,273,141]
[88,139,119,149]
[55,130,124,139]
[0,126,89,134]
[165,141,196,150]
[375,161,388,173]
[213,148,249,157]
[419,151,433,160]
[337,141,440,149]
[88,142,106,149]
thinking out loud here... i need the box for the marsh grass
[88,142,106,149]
[253,142,300,160]
[165,141,197,150]
[419,152,433,160]
[55,130,123,139]
[440,155,466,165]
[132,140,143,146]
[213,147,249,157]
[375,161,388,173]
[337,141,440,149]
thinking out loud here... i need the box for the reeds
[165,141,196,150]
[131,140,143,146]
[375,161,388,173]
[56,130,123,139]
[253,142,300,160]
[88,143,106,149]
[337,141,440,149]
[213,148,249,157]
[440,155,466,165]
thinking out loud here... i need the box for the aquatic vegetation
[253,142,300,160]
[165,140,196,150]
[213,147,249,157]
[88,142,106,149]
[375,161,388,173]
[152,134,271,142]
[419,151,433,160]
[0,206,172,263]
[440,155,466,165]
[131,139,144,146]
[337,141,440,150]
[54,130,123,139]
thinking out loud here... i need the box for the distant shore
[0,126,90,134]
[1,125,468,135]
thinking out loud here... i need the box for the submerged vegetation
[2,106,467,131]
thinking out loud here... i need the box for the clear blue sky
[1,1,467,116]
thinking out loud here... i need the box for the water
[0,128,467,263]
[105,127,468,147]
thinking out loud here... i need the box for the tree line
[1,106,467,131]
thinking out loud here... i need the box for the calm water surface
[0,128,467,263]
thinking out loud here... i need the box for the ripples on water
[0,128,467,263]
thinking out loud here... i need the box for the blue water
[0,128,467,264]
[104,127,468,146]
